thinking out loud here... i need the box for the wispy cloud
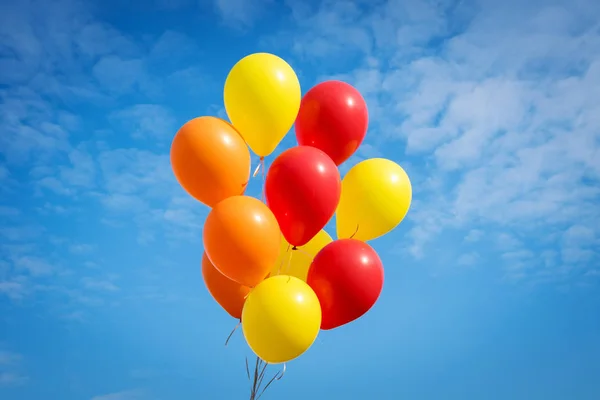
[0,281,27,301]
[457,252,480,268]
[0,0,212,316]
[81,276,120,292]
[69,243,97,255]
[0,351,22,365]
[213,0,275,28]
[0,206,20,218]
[0,0,598,399]
[109,105,177,140]
[263,0,600,283]
[0,372,28,387]
[12,256,55,277]
[0,0,594,331]
[0,350,28,387]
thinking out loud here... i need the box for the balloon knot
[291,246,298,250]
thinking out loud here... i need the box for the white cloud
[98,149,173,197]
[92,56,155,95]
[59,146,98,189]
[0,0,596,331]
[495,233,523,251]
[0,230,56,302]
[213,0,274,28]
[0,165,9,180]
[267,0,600,282]
[0,206,20,218]
[0,351,21,365]
[109,105,177,140]
[464,229,484,243]
[0,350,28,387]
[12,256,54,277]
[148,30,199,61]
[75,22,140,59]
[81,277,120,292]
[69,243,96,255]
[0,372,28,386]
[0,281,26,301]
[0,0,204,226]
[93,147,207,244]
[457,252,480,267]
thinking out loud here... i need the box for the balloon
[265,146,341,247]
[270,230,333,281]
[201,253,250,319]
[336,158,412,242]
[170,116,250,207]
[307,239,384,330]
[203,195,280,287]
[242,275,321,364]
[224,53,301,157]
[295,80,368,166]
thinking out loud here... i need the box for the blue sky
[1,0,600,399]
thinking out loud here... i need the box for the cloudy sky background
[1,0,599,399]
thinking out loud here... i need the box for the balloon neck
[292,246,298,251]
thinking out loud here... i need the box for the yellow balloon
[242,275,321,364]
[270,230,332,281]
[224,53,301,157]
[336,158,412,241]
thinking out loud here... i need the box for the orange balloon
[170,116,251,207]
[203,195,280,287]
[201,252,250,319]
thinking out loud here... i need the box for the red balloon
[307,239,384,330]
[265,146,341,247]
[295,80,368,166]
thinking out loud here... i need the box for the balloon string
[349,224,360,239]
[252,159,261,178]
[294,246,312,258]
[276,244,292,275]
[274,245,314,277]
[256,363,285,400]
[260,157,266,202]
[248,356,286,400]
[224,321,241,346]
[249,356,261,400]
[283,247,294,275]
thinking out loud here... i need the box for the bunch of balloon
[294,80,413,331]
[169,52,413,399]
